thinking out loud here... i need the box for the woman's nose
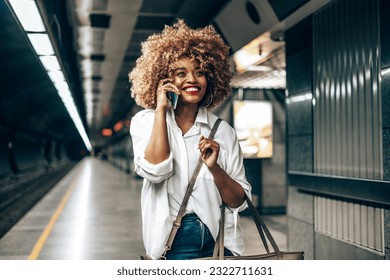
[186,72,196,82]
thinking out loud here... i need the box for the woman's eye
[176,72,185,77]
[196,71,205,76]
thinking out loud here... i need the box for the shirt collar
[195,107,209,125]
[168,106,209,127]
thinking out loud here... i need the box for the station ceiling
[0,0,330,153]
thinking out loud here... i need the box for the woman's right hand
[156,78,179,111]
[145,78,177,163]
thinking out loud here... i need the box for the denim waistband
[182,212,198,220]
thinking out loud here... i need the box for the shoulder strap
[161,118,223,259]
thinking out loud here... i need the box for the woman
[129,19,251,260]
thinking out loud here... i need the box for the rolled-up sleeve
[130,110,174,183]
[217,122,252,238]
[221,122,252,210]
[134,152,173,183]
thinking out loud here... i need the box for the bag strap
[213,194,283,259]
[161,118,223,259]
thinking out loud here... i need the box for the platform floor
[0,157,286,260]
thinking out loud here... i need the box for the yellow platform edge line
[28,173,79,260]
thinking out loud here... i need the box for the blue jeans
[165,213,233,260]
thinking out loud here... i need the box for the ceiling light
[83,79,92,91]
[85,91,94,125]
[101,128,113,136]
[53,80,70,93]
[64,101,79,117]
[8,0,92,151]
[39,56,61,71]
[78,27,93,57]
[113,121,123,132]
[246,65,273,72]
[234,48,265,73]
[57,88,72,101]
[233,31,285,77]
[81,59,92,78]
[8,0,46,32]
[47,70,65,84]
[27,33,55,55]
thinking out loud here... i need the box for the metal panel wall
[312,0,385,257]
[315,196,384,253]
[313,0,382,180]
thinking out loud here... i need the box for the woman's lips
[182,86,201,94]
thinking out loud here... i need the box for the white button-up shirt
[130,107,251,259]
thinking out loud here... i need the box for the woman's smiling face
[172,57,208,106]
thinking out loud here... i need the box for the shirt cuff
[226,188,251,237]
[134,152,173,183]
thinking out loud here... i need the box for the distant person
[128,19,251,260]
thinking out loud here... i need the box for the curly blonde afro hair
[128,19,232,109]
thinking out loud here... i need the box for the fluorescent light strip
[8,0,45,32]
[39,56,61,71]
[54,80,70,93]
[8,0,92,152]
[47,70,66,84]
[27,33,55,55]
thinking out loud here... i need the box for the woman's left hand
[199,135,246,208]
[198,136,219,168]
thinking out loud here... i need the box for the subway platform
[0,157,286,260]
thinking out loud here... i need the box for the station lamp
[8,0,92,152]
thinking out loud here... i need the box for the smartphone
[168,91,178,109]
